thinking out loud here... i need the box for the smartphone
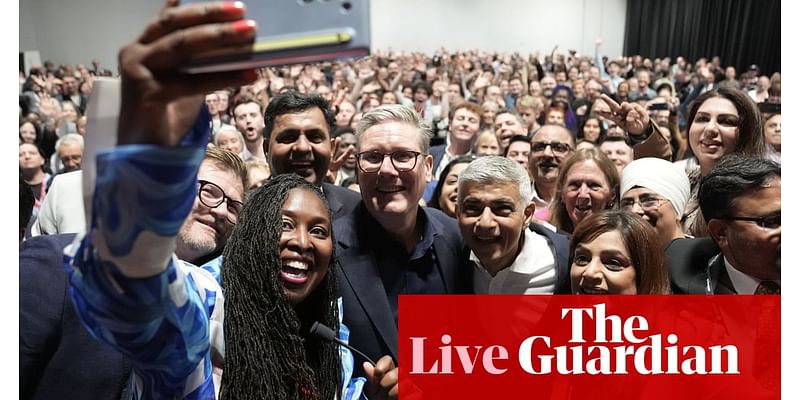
[180,0,371,73]
[758,102,780,114]
[648,102,669,111]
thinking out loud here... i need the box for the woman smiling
[569,210,670,295]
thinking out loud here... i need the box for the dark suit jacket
[334,204,471,375]
[20,234,131,400]
[428,144,447,177]
[528,223,572,294]
[56,93,89,115]
[322,182,361,220]
[665,237,736,294]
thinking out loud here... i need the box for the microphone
[310,322,376,366]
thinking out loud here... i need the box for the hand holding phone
[181,0,371,73]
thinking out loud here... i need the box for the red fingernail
[222,1,245,14]
[232,19,256,34]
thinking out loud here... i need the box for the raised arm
[63,1,256,397]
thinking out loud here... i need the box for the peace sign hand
[594,94,650,136]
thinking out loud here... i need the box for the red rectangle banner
[398,295,779,399]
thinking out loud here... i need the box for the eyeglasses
[725,213,780,229]
[355,150,423,173]
[531,141,571,154]
[197,180,244,225]
[620,196,668,211]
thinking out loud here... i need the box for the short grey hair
[458,156,532,208]
[55,133,84,152]
[355,104,432,153]
[213,124,245,146]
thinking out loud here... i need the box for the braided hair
[220,174,341,400]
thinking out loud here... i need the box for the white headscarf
[621,157,690,216]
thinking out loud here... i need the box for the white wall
[19,0,627,70]
[19,0,164,70]
[371,0,627,59]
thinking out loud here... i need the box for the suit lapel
[322,183,344,218]
[708,254,737,294]
[337,247,399,358]
[335,207,399,358]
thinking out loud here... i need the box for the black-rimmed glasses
[355,150,423,173]
[531,141,571,154]
[198,180,244,225]
[725,213,780,229]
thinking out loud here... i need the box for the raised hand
[117,0,258,147]
[594,94,650,135]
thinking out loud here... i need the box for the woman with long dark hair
[221,174,343,399]
[682,87,767,237]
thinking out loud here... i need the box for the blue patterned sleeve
[338,298,368,400]
[64,108,221,399]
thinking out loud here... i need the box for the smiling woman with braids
[63,1,398,399]
[221,174,342,399]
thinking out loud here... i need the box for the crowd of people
[20,1,780,399]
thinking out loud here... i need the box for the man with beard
[527,125,575,224]
[540,75,557,99]
[233,96,266,161]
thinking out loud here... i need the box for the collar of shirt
[470,228,557,294]
[723,256,780,294]
[364,205,438,260]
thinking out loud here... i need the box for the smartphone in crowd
[181,0,371,73]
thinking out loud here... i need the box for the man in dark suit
[666,155,780,294]
[21,234,131,400]
[56,75,89,114]
[456,156,571,294]
[335,104,472,376]
[263,91,360,219]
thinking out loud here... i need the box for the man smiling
[334,104,471,377]
[457,156,570,294]
[263,91,360,220]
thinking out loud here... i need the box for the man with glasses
[527,124,575,224]
[177,147,248,266]
[666,155,780,294]
[336,104,471,378]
